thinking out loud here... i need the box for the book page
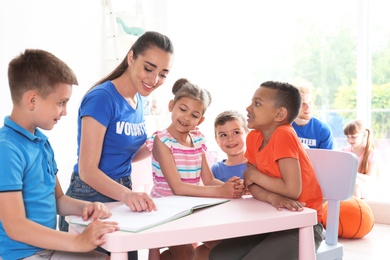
[67,196,229,232]
[155,196,229,210]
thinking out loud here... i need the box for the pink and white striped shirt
[146,129,207,198]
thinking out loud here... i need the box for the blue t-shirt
[0,116,57,260]
[292,117,334,149]
[211,159,247,182]
[73,81,147,180]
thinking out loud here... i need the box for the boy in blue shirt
[194,110,249,259]
[212,110,249,182]
[0,49,118,260]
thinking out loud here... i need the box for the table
[67,196,317,260]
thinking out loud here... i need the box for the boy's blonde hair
[291,78,313,96]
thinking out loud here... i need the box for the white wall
[0,0,306,189]
[0,0,104,188]
[0,0,185,189]
[3,1,373,191]
[0,0,228,191]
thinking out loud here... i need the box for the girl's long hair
[343,120,374,174]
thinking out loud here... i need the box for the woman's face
[128,46,174,96]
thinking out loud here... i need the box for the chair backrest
[306,149,358,260]
[306,149,358,201]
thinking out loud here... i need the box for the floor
[341,223,390,260]
[136,223,390,259]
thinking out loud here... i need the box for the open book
[67,195,230,232]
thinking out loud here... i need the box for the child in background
[342,120,379,199]
[193,110,249,259]
[212,110,249,182]
[210,81,324,260]
[292,79,334,149]
[146,78,245,260]
[0,49,118,260]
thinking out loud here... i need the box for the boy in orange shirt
[209,81,324,260]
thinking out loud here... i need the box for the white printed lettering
[116,121,146,136]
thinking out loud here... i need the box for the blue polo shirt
[0,116,57,260]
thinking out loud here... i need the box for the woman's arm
[132,143,151,162]
[79,116,155,212]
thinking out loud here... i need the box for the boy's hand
[82,202,112,221]
[76,219,119,251]
[267,193,306,212]
[124,192,157,212]
[223,177,245,198]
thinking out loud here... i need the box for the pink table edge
[68,196,317,260]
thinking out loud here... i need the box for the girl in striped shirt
[146,78,244,260]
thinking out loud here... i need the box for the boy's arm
[0,190,118,252]
[319,125,334,149]
[248,183,305,211]
[244,158,302,199]
[55,176,111,221]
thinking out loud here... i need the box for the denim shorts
[65,172,133,202]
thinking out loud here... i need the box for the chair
[305,149,358,260]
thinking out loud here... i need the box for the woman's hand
[124,191,157,212]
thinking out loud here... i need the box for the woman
[59,31,174,258]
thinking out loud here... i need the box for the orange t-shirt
[245,125,323,223]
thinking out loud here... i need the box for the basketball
[322,197,374,239]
